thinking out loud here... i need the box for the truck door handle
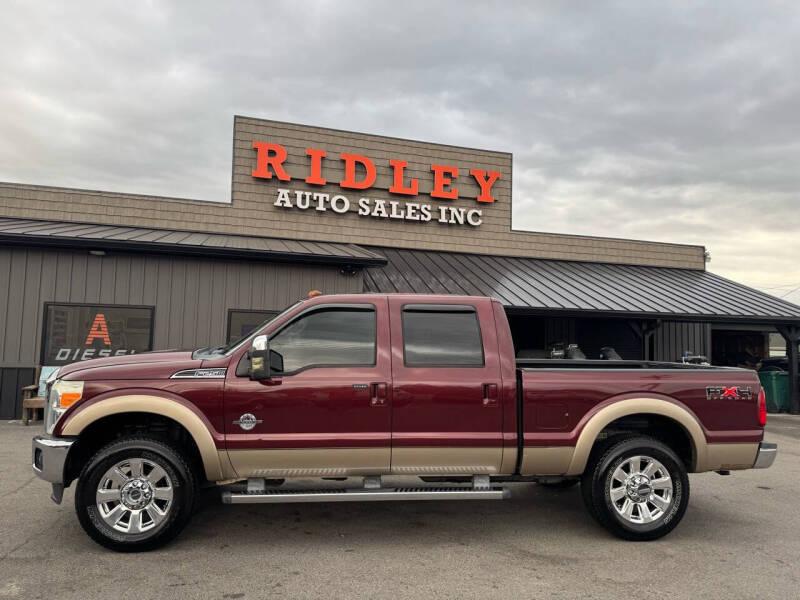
[371,382,387,406]
[482,383,498,406]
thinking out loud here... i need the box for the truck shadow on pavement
[183,484,592,548]
[170,481,757,551]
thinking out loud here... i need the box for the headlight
[45,379,83,435]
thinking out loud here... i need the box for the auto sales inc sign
[250,141,502,228]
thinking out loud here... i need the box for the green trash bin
[758,371,790,413]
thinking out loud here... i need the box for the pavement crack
[0,476,37,499]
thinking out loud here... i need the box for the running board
[222,486,510,504]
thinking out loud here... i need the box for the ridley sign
[251,141,502,227]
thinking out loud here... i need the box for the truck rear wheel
[75,436,196,552]
[581,436,689,541]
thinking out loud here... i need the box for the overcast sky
[1,1,798,302]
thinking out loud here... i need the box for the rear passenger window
[402,305,484,367]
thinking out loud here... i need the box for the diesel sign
[42,304,154,367]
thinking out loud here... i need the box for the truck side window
[269,307,376,373]
[402,306,484,367]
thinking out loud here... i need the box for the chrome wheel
[95,458,174,534]
[609,455,673,524]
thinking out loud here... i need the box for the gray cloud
[1,0,798,300]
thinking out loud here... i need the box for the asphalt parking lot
[1,417,799,600]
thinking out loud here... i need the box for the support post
[776,325,800,415]
[628,319,661,361]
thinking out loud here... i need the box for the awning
[0,217,387,267]
[364,246,800,324]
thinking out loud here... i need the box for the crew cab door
[388,297,504,474]
[223,299,391,477]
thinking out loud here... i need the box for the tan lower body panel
[519,443,759,475]
[225,442,758,479]
[390,447,503,475]
[227,447,506,478]
[702,443,758,471]
[500,446,518,475]
[218,451,239,480]
[520,446,574,476]
[227,448,390,478]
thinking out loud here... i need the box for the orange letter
[252,142,291,181]
[305,148,326,185]
[389,159,419,196]
[469,169,501,203]
[340,153,376,190]
[431,164,459,199]
[85,314,111,346]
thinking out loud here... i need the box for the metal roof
[364,246,800,324]
[0,217,387,267]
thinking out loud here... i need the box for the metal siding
[86,255,102,301]
[0,250,10,363]
[20,249,41,363]
[168,259,186,347]
[4,250,26,363]
[98,256,115,303]
[128,257,144,305]
[70,253,87,303]
[653,321,711,362]
[0,246,362,367]
[544,317,577,348]
[364,246,800,322]
[154,258,172,350]
[0,367,35,419]
[183,261,201,350]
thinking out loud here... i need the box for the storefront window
[769,332,787,357]
[42,304,154,366]
[226,310,279,345]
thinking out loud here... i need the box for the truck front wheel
[75,436,196,552]
[581,436,689,541]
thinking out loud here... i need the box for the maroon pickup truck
[32,293,777,551]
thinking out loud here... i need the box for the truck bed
[516,358,739,370]
[516,361,763,445]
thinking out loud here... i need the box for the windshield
[192,301,303,359]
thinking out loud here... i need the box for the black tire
[580,436,689,541]
[537,478,579,490]
[580,434,634,523]
[75,436,196,552]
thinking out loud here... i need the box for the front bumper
[753,441,777,469]
[32,435,75,504]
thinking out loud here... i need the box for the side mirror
[250,335,270,380]
[249,335,284,380]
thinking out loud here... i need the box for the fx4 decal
[706,386,753,401]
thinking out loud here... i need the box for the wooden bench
[22,383,44,425]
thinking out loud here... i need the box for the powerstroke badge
[706,386,753,401]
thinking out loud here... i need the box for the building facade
[1,115,799,418]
